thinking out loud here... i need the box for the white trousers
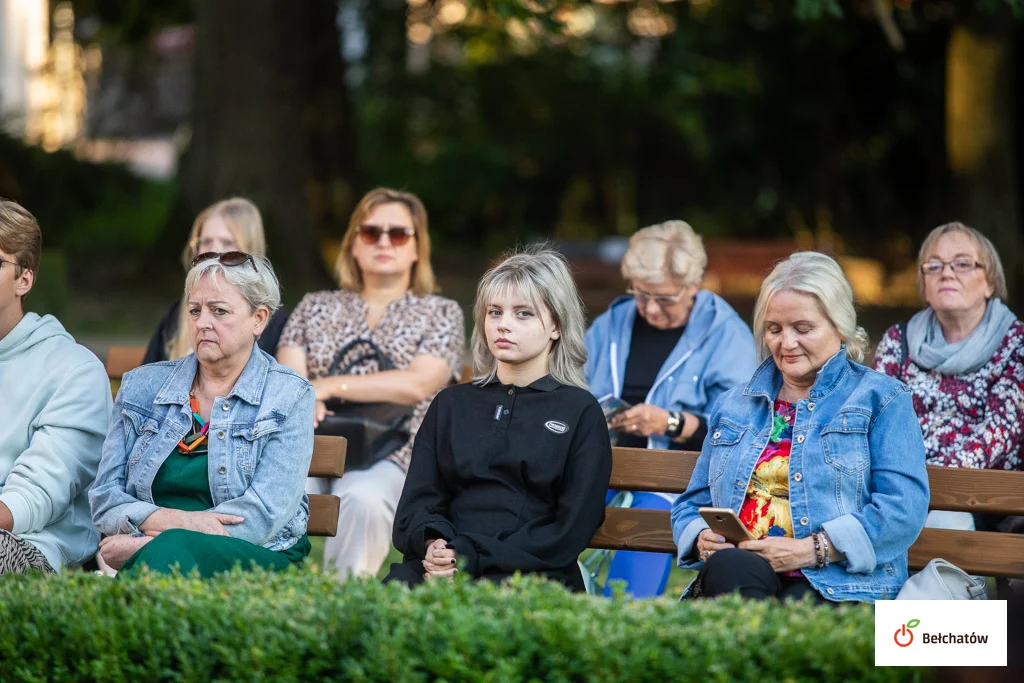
[308,459,407,581]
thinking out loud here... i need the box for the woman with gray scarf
[874,222,1023,533]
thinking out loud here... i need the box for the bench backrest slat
[596,446,1024,579]
[309,435,347,478]
[105,346,147,380]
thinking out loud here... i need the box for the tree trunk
[946,14,1022,307]
[171,0,358,290]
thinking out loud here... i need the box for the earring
[840,342,847,350]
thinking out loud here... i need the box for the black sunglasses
[358,224,415,247]
[191,251,258,271]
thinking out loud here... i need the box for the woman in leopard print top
[277,188,465,580]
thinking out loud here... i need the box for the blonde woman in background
[277,188,464,581]
[142,198,289,364]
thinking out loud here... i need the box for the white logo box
[875,600,1007,667]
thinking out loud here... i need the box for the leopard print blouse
[278,289,465,471]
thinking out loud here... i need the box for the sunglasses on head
[191,251,258,271]
[357,224,415,247]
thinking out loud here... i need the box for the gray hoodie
[0,313,111,570]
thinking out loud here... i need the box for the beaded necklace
[176,394,210,455]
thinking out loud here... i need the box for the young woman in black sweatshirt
[385,247,612,591]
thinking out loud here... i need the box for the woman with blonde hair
[277,188,464,580]
[672,252,928,603]
[386,246,612,591]
[142,198,288,363]
[584,220,756,597]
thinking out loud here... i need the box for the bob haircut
[471,245,588,389]
[620,220,707,287]
[334,188,437,295]
[180,198,267,271]
[184,254,281,320]
[169,198,267,359]
[916,221,1007,301]
[752,251,870,364]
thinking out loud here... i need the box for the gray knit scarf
[906,298,1016,375]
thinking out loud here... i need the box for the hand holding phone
[699,507,755,545]
[598,394,632,422]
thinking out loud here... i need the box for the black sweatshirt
[390,374,612,591]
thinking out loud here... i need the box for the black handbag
[314,339,414,471]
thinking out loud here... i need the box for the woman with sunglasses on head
[874,223,1024,545]
[276,188,465,581]
[584,220,757,597]
[142,198,289,364]
[91,253,316,577]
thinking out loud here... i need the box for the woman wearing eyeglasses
[91,253,316,577]
[276,188,465,581]
[874,222,1023,532]
[142,198,289,364]
[584,220,757,597]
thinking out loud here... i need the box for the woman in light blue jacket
[90,253,314,577]
[584,221,756,597]
[672,252,929,603]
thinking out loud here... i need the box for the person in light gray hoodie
[0,199,111,573]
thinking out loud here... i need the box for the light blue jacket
[90,346,314,552]
[0,313,111,571]
[584,290,757,449]
[671,350,930,603]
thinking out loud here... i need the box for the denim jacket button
[807,402,815,411]
[713,431,721,440]
[222,403,230,411]
[218,431,226,439]
[793,472,802,482]
[796,434,805,444]
[218,466,227,475]
[800,516,809,526]
[826,587,835,595]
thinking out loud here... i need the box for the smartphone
[699,507,755,544]
[598,394,632,422]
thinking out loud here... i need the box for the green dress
[119,409,310,578]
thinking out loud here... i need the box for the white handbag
[896,558,988,600]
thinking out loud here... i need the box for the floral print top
[739,399,795,541]
[873,320,1024,471]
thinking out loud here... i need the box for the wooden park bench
[105,345,147,381]
[590,447,1024,580]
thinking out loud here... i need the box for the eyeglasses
[920,258,983,276]
[627,285,690,307]
[190,251,258,271]
[358,224,415,247]
[0,258,20,272]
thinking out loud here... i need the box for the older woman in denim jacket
[671,252,929,603]
[585,221,756,597]
[90,253,314,577]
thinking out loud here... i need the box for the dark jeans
[694,548,827,603]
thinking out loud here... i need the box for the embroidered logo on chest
[544,420,569,435]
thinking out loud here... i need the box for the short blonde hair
[752,251,870,364]
[169,198,267,359]
[0,198,42,276]
[335,188,437,295]
[471,245,588,389]
[917,222,1007,300]
[185,254,281,316]
[620,220,707,287]
[180,198,266,271]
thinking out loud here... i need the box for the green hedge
[0,568,924,682]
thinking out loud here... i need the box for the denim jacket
[585,291,757,450]
[670,350,930,602]
[90,346,315,552]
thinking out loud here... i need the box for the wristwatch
[665,411,683,438]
